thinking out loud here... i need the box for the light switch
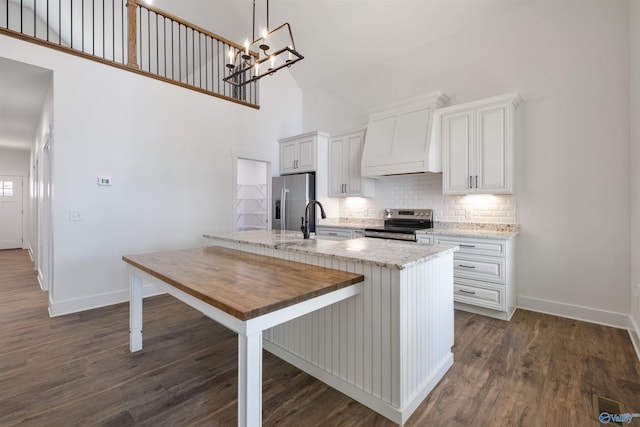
[97,176,112,186]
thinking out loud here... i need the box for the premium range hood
[361,92,449,177]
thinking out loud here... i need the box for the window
[0,181,13,197]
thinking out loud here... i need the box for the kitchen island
[204,230,457,425]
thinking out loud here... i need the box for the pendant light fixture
[223,0,304,87]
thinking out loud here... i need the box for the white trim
[517,295,628,329]
[48,283,163,317]
[629,315,640,363]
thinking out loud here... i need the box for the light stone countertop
[420,227,519,240]
[203,229,458,270]
[318,218,519,240]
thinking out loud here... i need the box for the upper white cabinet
[328,129,375,197]
[438,93,522,195]
[361,92,449,177]
[279,131,328,175]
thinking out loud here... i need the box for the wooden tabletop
[122,247,364,321]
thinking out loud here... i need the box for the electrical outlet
[69,211,82,221]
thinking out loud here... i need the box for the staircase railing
[0,0,259,108]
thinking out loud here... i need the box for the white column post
[237,331,262,426]
[129,273,143,352]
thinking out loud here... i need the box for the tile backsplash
[338,173,517,224]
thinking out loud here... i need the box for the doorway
[0,175,24,249]
[234,158,270,232]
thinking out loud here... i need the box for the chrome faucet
[301,200,326,239]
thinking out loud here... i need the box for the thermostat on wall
[97,176,112,186]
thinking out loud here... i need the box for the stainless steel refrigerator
[272,173,316,232]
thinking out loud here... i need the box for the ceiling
[0,57,51,151]
[0,0,528,151]
[153,0,529,90]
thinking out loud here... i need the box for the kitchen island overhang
[123,246,365,427]
[204,230,457,425]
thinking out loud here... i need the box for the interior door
[0,175,23,250]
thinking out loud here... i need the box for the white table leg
[129,273,143,352]
[237,331,262,427]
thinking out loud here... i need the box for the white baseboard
[37,269,45,291]
[518,295,628,329]
[629,315,640,362]
[48,284,164,317]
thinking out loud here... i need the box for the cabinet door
[345,134,364,194]
[476,103,511,193]
[296,137,316,172]
[280,141,298,174]
[328,137,346,196]
[442,111,473,194]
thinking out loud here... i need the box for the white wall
[0,147,29,175]
[304,1,632,326]
[630,0,640,351]
[0,34,302,315]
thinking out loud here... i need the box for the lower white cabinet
[315,226,364,240]
[434,234,516,320]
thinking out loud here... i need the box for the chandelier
[223,0,304,87]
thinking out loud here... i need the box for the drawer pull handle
[459,289,476,295]
[328,232,338,236]
[459,264,476,269]
[460,244,476,248]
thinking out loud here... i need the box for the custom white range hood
[361,92,449,177]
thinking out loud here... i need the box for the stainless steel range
[364,209,433,242]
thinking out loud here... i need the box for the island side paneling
[206,238,454,424]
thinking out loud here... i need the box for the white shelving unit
[236,184,268,231]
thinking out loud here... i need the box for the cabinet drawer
[435,236,506,257]
[316,228,352,240]
[454,254,505,284]
[416,234,433,244]
[454,279,505,311]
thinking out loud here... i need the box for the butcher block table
[122,246,364,427]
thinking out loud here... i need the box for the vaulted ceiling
[0,0,529,150]
[153,0,529,91]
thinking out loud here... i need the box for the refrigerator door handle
[281,188,289,230]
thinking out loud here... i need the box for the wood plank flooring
[1,248,639,426]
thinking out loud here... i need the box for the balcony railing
[0,0,259,108]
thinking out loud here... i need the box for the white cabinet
[434,234,516,320]
[328,129,375,197]
[279,132,328,175]
[315,225,365,240]
[438,93,521,195]
[361,92,449,176]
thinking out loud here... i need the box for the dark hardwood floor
[1,248,639,426]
